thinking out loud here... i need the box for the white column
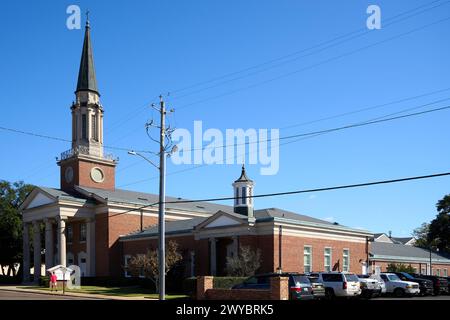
[32,221,42,283]
[58,217,67,267]
[86,218,96,276]
[22,223,30,283]
[44,218,54,270]
[209,238,217,276]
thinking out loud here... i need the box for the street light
[128,149,166,300]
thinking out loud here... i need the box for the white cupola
[232,165,254,219]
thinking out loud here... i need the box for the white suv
[319,272,361,298]
[373,273,420,297]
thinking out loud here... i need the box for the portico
[20,187,97,282]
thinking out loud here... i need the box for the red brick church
[20,21,374,283]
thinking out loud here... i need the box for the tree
[226,245,261,277]
[436,194,450,215]
[386,263,416,273]
[427,213,450,253]
[0,180,33,276]
[412,223,430,248]
[126,240,182,292]
[413,194,450,254]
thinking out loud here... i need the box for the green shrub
[213,277,247,289]
[39,276,49,287]
[182,277,197,295]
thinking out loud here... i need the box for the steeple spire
[76,15,99,95]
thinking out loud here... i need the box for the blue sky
[1,0,449,236]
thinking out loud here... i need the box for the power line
[175,15,450,110]
[53,170,450,232]
[117,101,450,188]
[0,126,153,155]
[179,101,450,152]
[103,0,449,125]
[280,86,450,130]
[170,1,450,104]
[169,0,449,99]
[162,171,450,205]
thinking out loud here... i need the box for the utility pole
[158,95,166,301]
[128,95,176,301]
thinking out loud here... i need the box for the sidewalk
[0,285,153,300]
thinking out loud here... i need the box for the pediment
[21,189,56,210]
[196,210,245,230]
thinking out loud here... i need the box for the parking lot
[376,294,450,300]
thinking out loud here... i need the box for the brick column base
[197,276,213,300]
[270,276,289,300]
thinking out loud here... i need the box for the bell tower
[232,165,255,218]
[58,19,117,191]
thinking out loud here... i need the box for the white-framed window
[324,247,332,272]
[80,223,87,242]
[124,255,132,278]
[436,269,440,276]
[235,188,239,206]
[67,225,73,244]
[343,249,350,272]
[444,269,448,277]
[304,246,312,273]
[242,187,247,205]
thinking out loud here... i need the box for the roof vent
[333,222,339,225]
[196,205,205,209]
[137,197,148,201]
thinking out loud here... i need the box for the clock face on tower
[64,166,74,183]
[90,167,105,183]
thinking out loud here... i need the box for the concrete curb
[0,286,154,300]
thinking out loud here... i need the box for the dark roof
[121,216,208,240]
[76,186,232,214]
[76,21,99,95]
[122,206,371,240]
[370,242,450,262]
[234,165,253,183]
[254,208,370,233]
[255,208,334,225]
[374,233,387,239]
[38,186,92,204]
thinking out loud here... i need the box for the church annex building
[19,21,450,283]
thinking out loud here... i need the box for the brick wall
[371,260,450,276]
[122,235,197,277]
[273,235,367,274]
[66,220,87,264]
[107,213,158,277]
[197,276,289,300]
[59,157,116,191]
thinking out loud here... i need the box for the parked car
[374,273,420,297]
[318,272,361,299]
[232,273,314,300]
[357,274,382,298]
[306,273,325,299]
[393,272,433,296]
[413,274,449,295]
[369,274,386,294]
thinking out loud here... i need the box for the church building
[20,21,373,283]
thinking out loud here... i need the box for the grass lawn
[20,285,189,300]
